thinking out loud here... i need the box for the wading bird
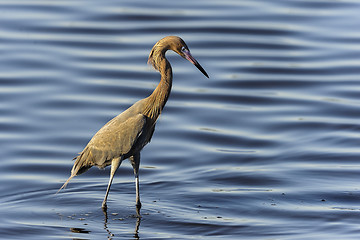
[58,36,209,211]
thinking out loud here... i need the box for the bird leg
[130,153,141,211]
[102,157,122,210]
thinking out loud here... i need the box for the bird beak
[183,49,209,78]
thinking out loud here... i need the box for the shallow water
[1,0,360,239]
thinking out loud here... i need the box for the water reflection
[102,207,141,240]
[70,227,91,234]
[69,228,90,240]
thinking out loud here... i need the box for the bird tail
[56,174,75,194]
[56,147,94,194]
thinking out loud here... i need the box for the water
[1,0,360,239]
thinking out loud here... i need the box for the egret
[58,36,209,211]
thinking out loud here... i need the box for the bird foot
[135,202,142,218]
[102,202,108,211]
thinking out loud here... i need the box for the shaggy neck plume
[144,47,173,120]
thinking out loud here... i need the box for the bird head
[172,37,209,78]
[149,36,209,78]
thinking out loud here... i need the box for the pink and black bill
[182,48,209,78]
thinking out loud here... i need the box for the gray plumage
[58,36,209,211]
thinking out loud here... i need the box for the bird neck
[143,57,173,120]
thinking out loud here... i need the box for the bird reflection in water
[67,209,141,240]
[103,207,141,240]
[58,36,209,214]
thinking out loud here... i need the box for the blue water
[1,0,360,239]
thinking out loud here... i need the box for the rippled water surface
[1,0,360,239]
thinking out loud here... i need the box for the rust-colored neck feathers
[143,38,174,120]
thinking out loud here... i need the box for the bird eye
[181,46,187,52]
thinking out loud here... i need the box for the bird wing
[71,113,147,175]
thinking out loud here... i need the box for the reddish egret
[58,36,209,211]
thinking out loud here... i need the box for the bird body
[73,100,153,174]
[58,36,208,211]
